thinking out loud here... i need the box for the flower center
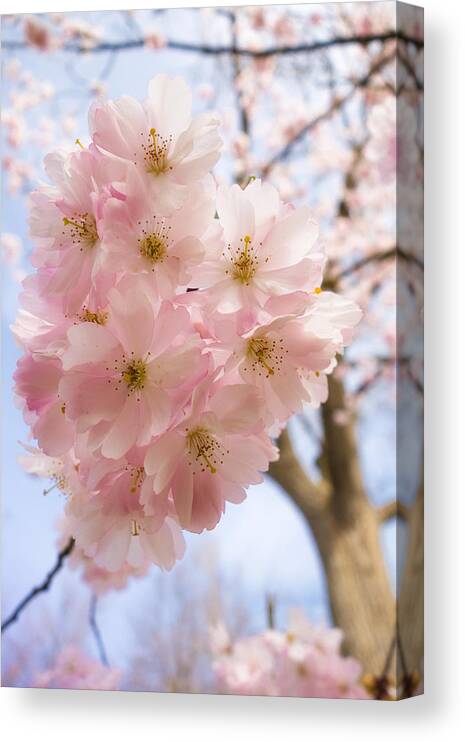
[246,336,285,378]
[226,235,259,285]
[122,359,147,392]
[139,234,167,263]
[77,307,108,325]
[62,213,98,250]
[141,128,173,176]
[129,466,145,493]
[186,427,224,474]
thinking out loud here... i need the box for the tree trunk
[269,375,396,675]
[398,474,424,675]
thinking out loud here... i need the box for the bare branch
[378,500,409,523]
[258,50,396,178]
[268,429,330,519]
[333,245,424,282]
[89,594,110,666]
[2,31,423,57]
[320,375,367,522]
[1,538,75,632]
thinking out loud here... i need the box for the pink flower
[192,179,323,314]
[66,453,184,572]
[58,515,151,595]
[34,646,121,690]
[144,29,166,49]
[14,353,74,457]
[89,74,222,213]
[218,312,340,422]
[28,146,124,315]
[1,231,22,264]
[212,612,368,699]
[18,443,65,480]
[60,278,207,459]
[100,165,213,296]
[144,379,278,532]
[12,72,363,577]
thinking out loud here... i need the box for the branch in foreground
[1,538,74,632]
[2,31,423,57]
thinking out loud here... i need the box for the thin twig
[1,538,75,632]
[258,51,396,177]
[89,594,110,667]
[334,246,424,282]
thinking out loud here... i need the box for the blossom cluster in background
[34,646,121,691]
[211,610,368,699]
[13,74,360,578]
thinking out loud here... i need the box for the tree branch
[2,31,423,57]
[258,50,396,178]
[268,428,330,519]
[89,594,110,666]
[378,500,409,523]
[333,245,424,282]
[320,375,367,523]
[1,538,74,632]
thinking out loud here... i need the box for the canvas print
[1,2,424,700]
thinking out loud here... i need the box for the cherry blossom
[60,279,207,459]
[193,179,323,314]
[144,379,278,532]
[65,452,185,572]
[14,353,74,457]
[89,74,222,213]
[34,646,121,690]
[28,146,124,316]
[211,610,368,699]
[99,166,213,296]
[12,73,360,571]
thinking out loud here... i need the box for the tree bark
[269,376,396,675]
[398,474,424,675]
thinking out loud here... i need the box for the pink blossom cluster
[211,611,368,699]
[13,75,360,576]
[34,646,121,690]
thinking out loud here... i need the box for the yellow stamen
[130,467,144,493]
[62,213,98,250]
[122,359,147,392]
[187,427,222,474]
[75,138,84,149]
[141,127,172,175]
[79,308,108,325]
[231,235,258,285]
[139,234,166,263]
[247,337,279,377]
[131,519,141,537]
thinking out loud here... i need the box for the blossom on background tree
[210,610,368,699]
[13,73,360,578]
[34,645,121,690]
